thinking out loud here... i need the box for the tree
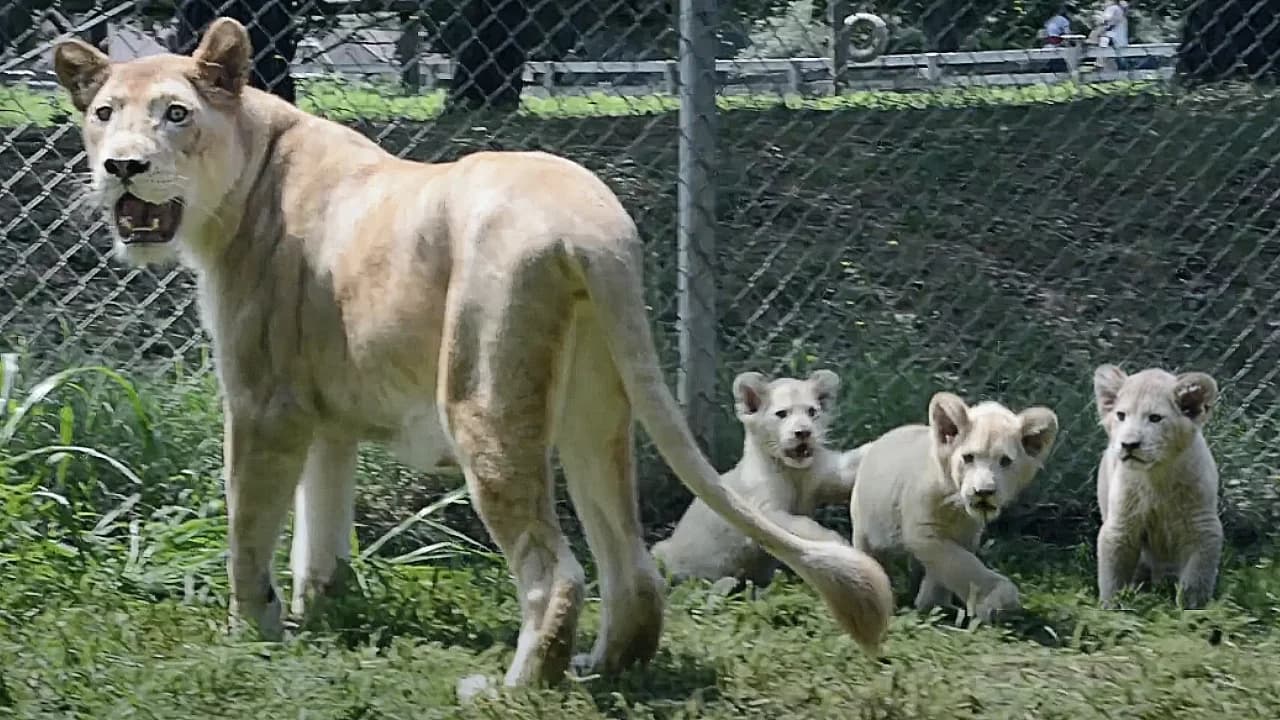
[1176,0,1280,82]
[0,1,39,57]
[436,0,533,112]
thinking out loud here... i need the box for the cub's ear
[1018,406,1059,464]
[733,372,769,419]
[928,392,970,448]
[192,17,253,96]
[1173,372,1218,425]
[53,38,112,112]
[1092,364,1127,419]
[807,369,840,413]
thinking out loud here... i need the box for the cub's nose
[1121,441,1141,452]
[973,488,996,499]
[103,158,150,180]
[793,429,811,440]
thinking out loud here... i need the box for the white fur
[1092,364,1223,610]
[850,392,1058,622]
[651,370,856,588]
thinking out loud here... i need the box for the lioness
[652,370,879,591]
[848,392,1058,621]
[52,18,892,692]
[1092,364,1222,610]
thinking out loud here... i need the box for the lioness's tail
[571,245,893,654]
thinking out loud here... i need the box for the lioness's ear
[733,372,769,418]
[807,369,840,413]
[1018,406,1059,463]
[1093,364,1127,418]
[1173,372,1218,424]
[53,38,111,112]
[928,392,969,447]
[192,17,253,95]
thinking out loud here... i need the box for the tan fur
[53,18,895,694]
[652,371,889,611]
[849,392,1059,622]
[1092,364,1223,610]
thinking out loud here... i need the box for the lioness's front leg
[1177,520,1223,610]
[224,408,310,640]
[906,536,1018,622]
[1096,521,1141,608]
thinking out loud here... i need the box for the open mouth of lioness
[783,443,814,463]
[113,193,183,244]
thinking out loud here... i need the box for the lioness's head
[1093,364,1218,468]
[928,392,1059,522]
[733,370,840,469]
[52,18,255,265]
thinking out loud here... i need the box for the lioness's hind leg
[556,317,665,676]
[442,283,585,690]
[289,433,358,620]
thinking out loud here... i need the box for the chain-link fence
[2,0,1280,556]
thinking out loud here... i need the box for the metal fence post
[677,0,718,455]
[830,0,849,93]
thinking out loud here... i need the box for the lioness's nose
[973,488,996,498]
[794,429,811,440]
[103,158,150,180]
[1121,441,1140,452]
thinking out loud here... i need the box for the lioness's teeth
[144,219,161,231]
[120,217,134,229]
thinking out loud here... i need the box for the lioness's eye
[94,106,112,122]
[1148,413,1163,423]
[999,455,1012,467]
[775,410,788,419]
[1116,411,1127,421]
[165,104,190,123]
[806,406,817,418]
[962,453,975,464]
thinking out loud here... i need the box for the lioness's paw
[975,578,1021,623]
[228,587,284,641]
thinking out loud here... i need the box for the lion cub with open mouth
[1092,364,1223,610]
[848,392,1058,622]
[653,370,885,594]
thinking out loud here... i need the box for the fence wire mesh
[2,0,1280,556]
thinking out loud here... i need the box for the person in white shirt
[1101,0,1130,47]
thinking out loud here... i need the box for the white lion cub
[849,392,1058,622]
[1092,364,1222,610]
[652,369,866,589]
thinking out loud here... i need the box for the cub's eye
[999,455,1012,468]
[164,104,190,123]
[807,406,817,418]
[1116,411,1126,421]
[94,106,112,122]
[774,410,788,419]
[961,453,975,464]
[1147,413,1163,423]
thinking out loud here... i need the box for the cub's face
[1093,365,1217,468]
[734,369,840,469]
[929,392,1059,523]
[52,18,253,266]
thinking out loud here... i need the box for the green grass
[0,76,1167,127]
[2,354,1280,717]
